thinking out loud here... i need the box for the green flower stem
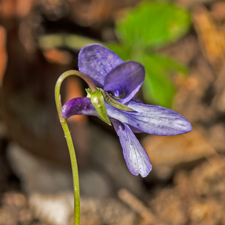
[55,70,96,225]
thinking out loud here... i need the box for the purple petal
[78,44,123,88]
[130,97,143,103]
[112,120,152,177]
[106,101,192,135]
[104,61,145,103]
[61,97,97,119]
[129,125,143,133]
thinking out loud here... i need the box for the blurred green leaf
[116,1,191,48]
[147,53,188,75]
[107,1,190,107]
[106,43,132,60]
[39,34,100,50]
[137,53,187,107]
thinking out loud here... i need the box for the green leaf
[116,1,191,48]
[106,43,131,60]
[39,34,101,50]
[137,53,187,108]
[148,53,188,75]
[91,91,111,126]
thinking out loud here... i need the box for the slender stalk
[55,70,96,225]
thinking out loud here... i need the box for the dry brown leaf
[0,26,7,86]
[0,0,34,18]
[118,189,166,225]
[192,6,225,71]
[43,48,72,65]
[211,1,225,22]
[142,129,215,178]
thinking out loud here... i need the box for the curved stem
[55,70,94,225]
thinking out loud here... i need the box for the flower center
[99,89,134,112]
[108,89,126,100]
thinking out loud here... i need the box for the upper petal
[78,44,123,88]
[106,101,192,136]
[104,61,145,103]
[112,120,152,177]
[61,97,97,119]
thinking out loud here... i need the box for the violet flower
[61,44,192,177]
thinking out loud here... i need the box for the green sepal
[104,95,134,111]
[85,88,92,98]
[91,91,112,126]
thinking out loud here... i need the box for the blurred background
[0,0,225,224]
